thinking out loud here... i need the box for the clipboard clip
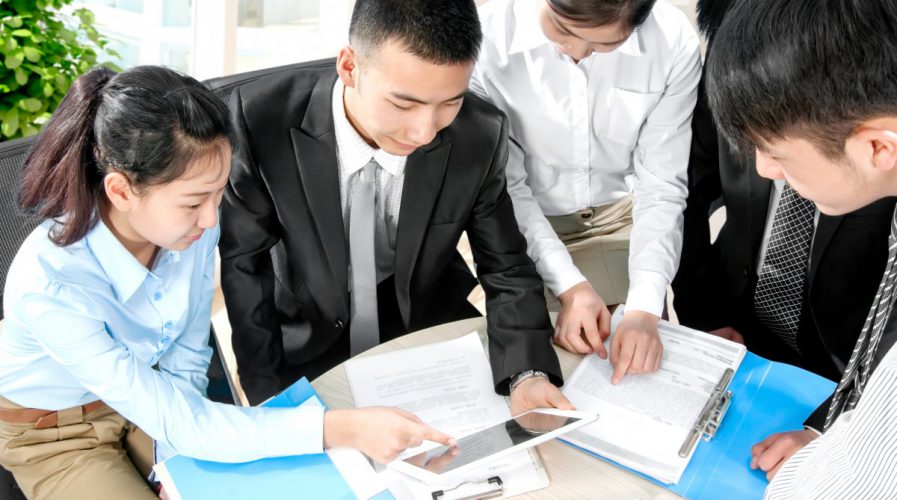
[678,368,735,458]
[431,476,504,500]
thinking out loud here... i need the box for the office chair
[0,136,36,500]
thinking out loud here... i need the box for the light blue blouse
[0,219,323,462]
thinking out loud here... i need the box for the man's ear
[104,172,134,212]
[336,45,359,89]
[851,118,897,172]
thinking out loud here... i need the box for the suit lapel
[289,73,349,310]
[746,163,772,256]
[808,214,843,287]
[394,139,452,325]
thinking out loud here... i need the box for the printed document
[562,307,746,484]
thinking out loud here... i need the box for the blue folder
[563,352,836,500]
[157,378,357,500]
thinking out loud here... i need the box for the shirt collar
[509,0,552,55]
[508,0,644,58]
[331,79,405,177]
[84,218,174,302]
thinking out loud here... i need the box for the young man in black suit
[673,0,897,481]
[704,0,897,494]
[220,0,570,423]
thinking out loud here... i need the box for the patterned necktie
[825,205,897,430]
[348,160,380,356]
[754,184,817,352]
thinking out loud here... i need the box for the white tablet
[388,408,598,483]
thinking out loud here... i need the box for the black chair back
[0,136,40,321]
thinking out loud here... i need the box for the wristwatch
[509,369,549,393]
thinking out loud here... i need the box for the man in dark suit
[673,0,897,479]
[219,0,570,419]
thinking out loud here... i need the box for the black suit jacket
[673,15,897,428]
[219,60,562,404]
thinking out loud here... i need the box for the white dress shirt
[471,0,701,315]
[765,341,897,499]
[332,78,407,284]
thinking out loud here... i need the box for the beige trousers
[0,395,156,500]
[545,196,633,309]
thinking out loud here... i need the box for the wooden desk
[311,316,682,499]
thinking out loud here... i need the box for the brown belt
[0,401,107,429]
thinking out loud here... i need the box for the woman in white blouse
[471,0,701,383]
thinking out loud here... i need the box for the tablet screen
[401,411,581,475]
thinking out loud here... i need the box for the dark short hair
[349,0,482,64]
[707,0,897,159]
[19,65,232,246]
[547,0,657,30]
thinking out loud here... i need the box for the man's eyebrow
[391,90,467,104]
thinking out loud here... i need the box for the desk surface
[311,316,682,499]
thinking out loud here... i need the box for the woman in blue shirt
[0,66,452,499]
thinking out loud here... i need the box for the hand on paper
[554,281,612,357]
[509,376,575,416]
[750,429,819,480]
[610,310,662,384]
[322,407,456,464]
[708,326,745,345]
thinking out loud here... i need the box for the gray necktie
[825,206,897,429]
[348,160,379,356]
[754,184,816,352]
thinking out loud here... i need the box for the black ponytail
[18,65,232,246]
[19,67,113,246]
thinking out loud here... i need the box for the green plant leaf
[21,123,39,137]
[10,29,31,38]
[4,50,22,69]
[74,8,95,25]
[14,67,26,85]
[3,17,23,29]
[22,46,39,62]
[1,107,19,138]
[19,98,40,112]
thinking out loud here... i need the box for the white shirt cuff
[624,271,669,317]
[537,249,588,298]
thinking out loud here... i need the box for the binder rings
[153,378,359,500]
